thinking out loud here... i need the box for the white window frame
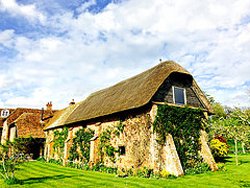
[1,109,9,118]
[172,86,187,105]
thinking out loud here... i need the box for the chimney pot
[46,101,52,111]
[69,99,75,105]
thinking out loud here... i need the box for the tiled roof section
[7,108,42,126]
[42,110,57,121]
[0,108,15,115]
[15,113,45,138]
[0,118,4,128]
[1,107,55,135]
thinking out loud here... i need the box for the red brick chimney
[46,101,53,111]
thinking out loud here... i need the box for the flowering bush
[210,138,228,159]
[214,135,227,144]
[160,169,170,178]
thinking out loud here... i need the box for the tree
[0,138,30,185]
[210,105,250,165]
[229,108,250,154]
[212,102,227,119]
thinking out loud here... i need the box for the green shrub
[4,177,23,185]
[117,167,154,178]
[91,162,117,174]
[185,163,210,175]
[66,162,90,170]
[36,157,46,162]
[136,167,153,178]
[48,159,63,165]
[117,168,129,177]
[0,140,29,185]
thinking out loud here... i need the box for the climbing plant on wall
[68,128,94,163]
[153,105,206,170]
[98,121,127,162]
[98,128,116,161]
[113,120,125,137]
[53,127,68,159]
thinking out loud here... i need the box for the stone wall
[1,120,9,144]
[44,104,216,176]
[9,125,17,142]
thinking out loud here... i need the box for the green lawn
[0,154,249,188]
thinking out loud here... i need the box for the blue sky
[0,0,250,109]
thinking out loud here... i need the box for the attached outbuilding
[1,104,54,159]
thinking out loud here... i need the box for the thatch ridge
[64,60,212,125]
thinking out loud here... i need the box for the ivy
[98,127,120,162]
[99,129,115,159]
[153,105,206,170]
[113,121,125,137]
[53,127,68,155]
[68,128,94,162]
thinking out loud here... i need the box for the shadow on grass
[215,156,233,163]
[239,180,250,187]
[22,174,72,185]
[239,160,250,164]
[216,155,250,166]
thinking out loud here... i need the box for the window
[118,146,126,156]
[173,86,186,105]
[1,109,9,118]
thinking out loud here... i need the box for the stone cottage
[44,61,217,176]
[1,103,54,159]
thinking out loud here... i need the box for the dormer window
[1,109,10,118]
[173,86,186,105]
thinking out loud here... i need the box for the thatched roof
[62,61,212,126]
[44,103,80,130]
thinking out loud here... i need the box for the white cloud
[0,75,8,88]
[1,0,250,109]
[76,0,96,14]
[0,30,14,43]
[0,0,46,23]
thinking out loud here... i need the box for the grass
[0,154,249,188]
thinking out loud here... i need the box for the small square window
[118,146,126,155]
[173,86,186,105]
[1,109,9,118]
